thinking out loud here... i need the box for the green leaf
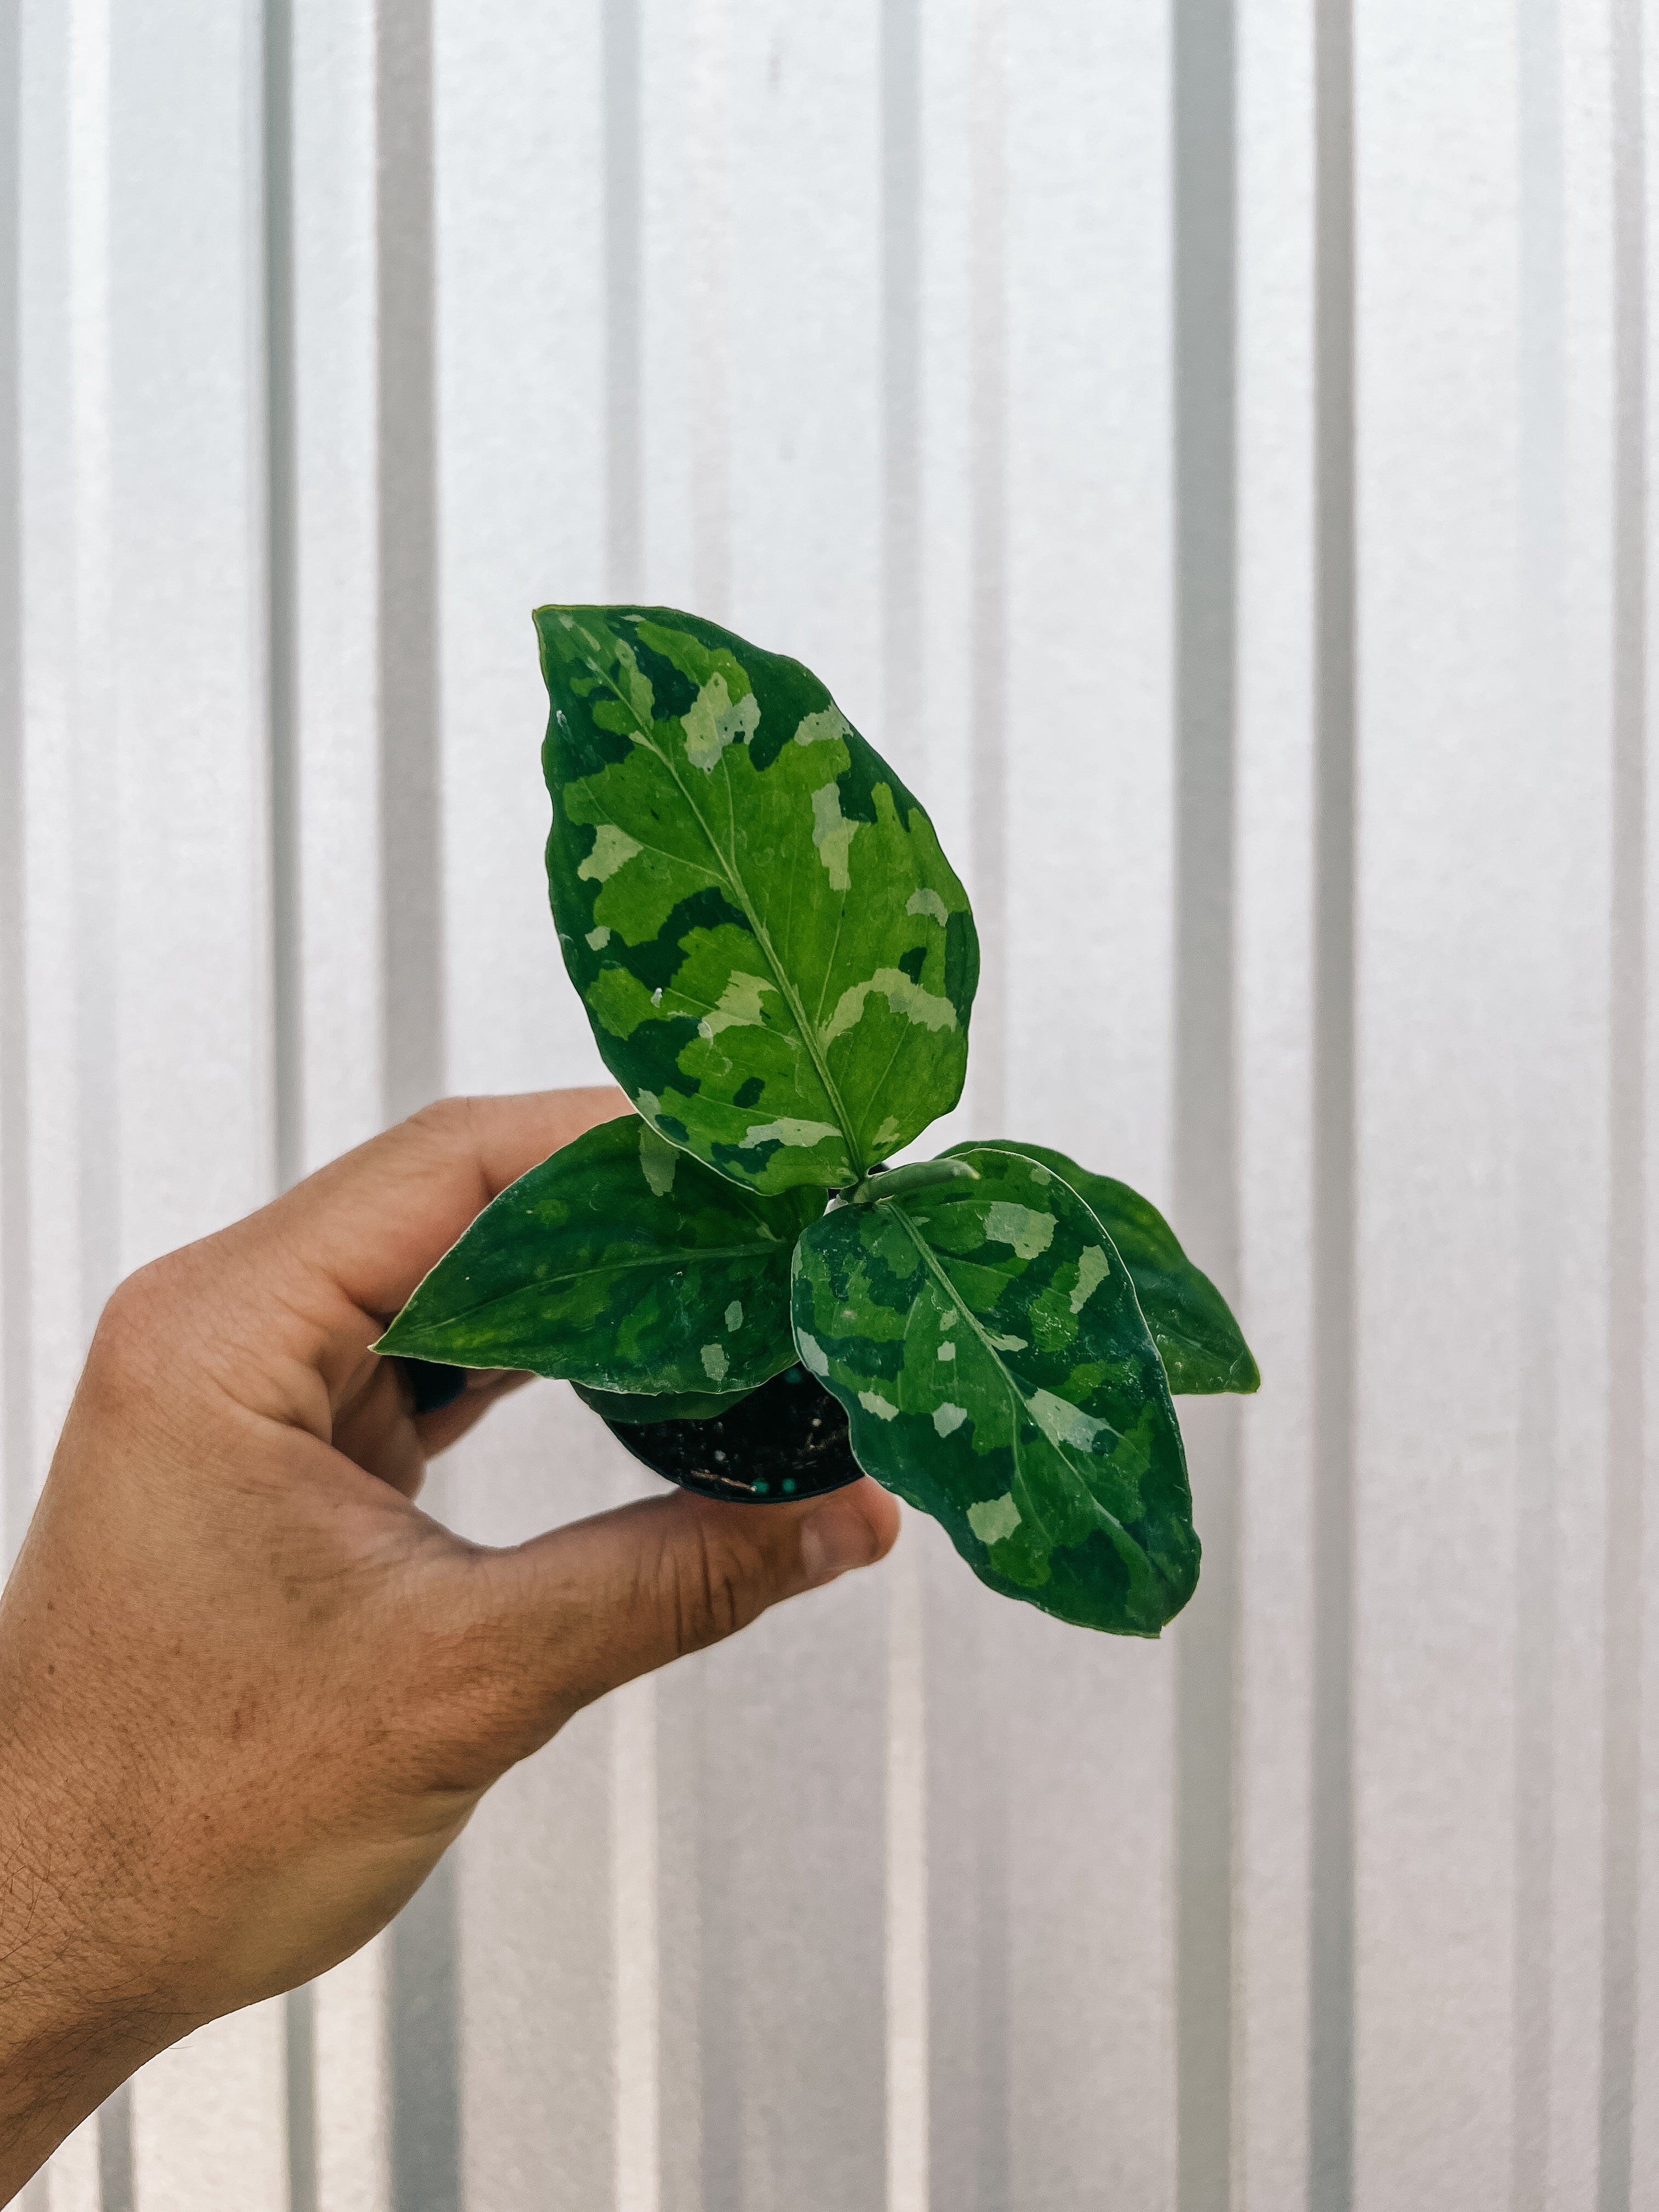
[790,1144,1199,1635]
[537,605,979,1194]
[375,1115,818,1394]
[572,1380,757,1425]
[964,1142,1259,1394]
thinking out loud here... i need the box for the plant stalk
[839,1158,980,1206]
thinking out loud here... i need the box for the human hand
[0,1090,899,2199]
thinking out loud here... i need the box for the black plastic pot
[595,1363,862,1504]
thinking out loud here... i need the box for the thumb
[463,1476,901,1759]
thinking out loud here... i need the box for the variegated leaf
[790,1144,1199,1635]
[954,1142,1260,1395]
[375,1115,816,1394]
[537,605,979,1194]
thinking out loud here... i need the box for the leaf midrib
[568,624,866,1174]
[887,1204,1134,1558]
[400,1242,785,1336]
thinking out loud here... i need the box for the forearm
[0,1996,157,2204]
[0,1515,205,2201]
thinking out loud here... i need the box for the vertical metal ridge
[968,0,1007,1136]
[885,1554,929,2212]
[683,14,735,2204]
[972,1647,1010,2212]
[1599,2,1647,2203]
[1172,0,1239,2204]
[689,0,732,620]
[604,0,641,605]
[1310,0,1357,2203]
[285,1980,319,2212]
[882,0,921,757]
[388,1853,461,2212]
[0,0,32,1575]
[265,0,302,1199]
[98,2079,134,2212]
[613,1679,662,2212]
[1172,0,1240,1284]
[259,41,310,2190]
[605,26,656,2212]
[1512,1,1566,2202]
[70,4,127,2196]
[68,0,116,1352]
[376,0,443,1128]
[966,11,1011,2204]
[697,1677,740,2212]
[883,10,928,2208]
[378,4,459,2205]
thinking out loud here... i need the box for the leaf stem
[839,1158,980,1206]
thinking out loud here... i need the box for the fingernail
[800,1499,880,1588]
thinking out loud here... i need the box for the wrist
[0,1649,192,2200]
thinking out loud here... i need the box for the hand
[0,1090,899,2199]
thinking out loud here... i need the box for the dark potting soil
[596,1364,863,1504]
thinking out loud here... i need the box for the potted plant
[379,607,1257,1636]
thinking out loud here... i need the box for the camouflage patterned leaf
[790,1144,1199,1635]
[572,1380,755,1425]
[375,1115,816,1394]
[954,1142,1260,1395]
[537,605,979,1194]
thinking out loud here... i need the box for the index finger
[262,1087,628,1321]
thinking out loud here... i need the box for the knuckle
[88,1258,179,1397]
[393,1559,567,1782]
[405,1093,480,1147]
[393,1616,523,1788]
[665,1524,765,1655]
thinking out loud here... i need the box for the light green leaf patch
[983,1201,1055,1261]
[578,823,642,882]
[639,1119,678,1195]
[967,1492,1022,1545]
[376,1114,819,1394]
[811,784,858,889]
[959,1142,1260,1394]
[537,605,979,1194]
[791,1144,1199,1635]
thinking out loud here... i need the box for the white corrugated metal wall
[2,2,1656,2208]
